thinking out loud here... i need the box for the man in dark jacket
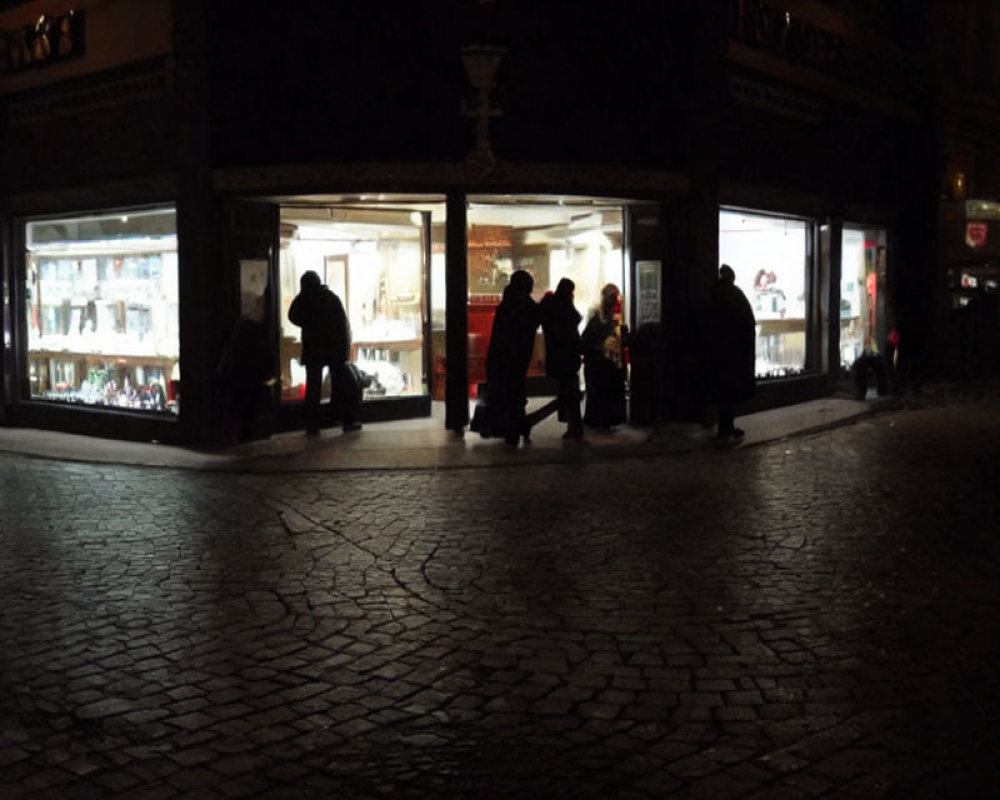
[706,264,756,440]
[288,270,361,435]
[540,277,584,439]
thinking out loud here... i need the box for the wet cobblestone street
[2,400,999,798]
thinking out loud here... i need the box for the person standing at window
[288,270,361,436]
[581,283,628,431]
[706,264,756,441]
[540,277,584,440]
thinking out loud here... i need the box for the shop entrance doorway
[276,203,438,429]
[840,225,888,368]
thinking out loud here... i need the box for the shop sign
[966,200,1000,220]
[729,74,822,124]
[8,63,171,126]
[731,0,908,97]
[0,10,85,76]
[966,222,989,249]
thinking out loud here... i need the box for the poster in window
[636,260,661,326]
[240,259,268,319]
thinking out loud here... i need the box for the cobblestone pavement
[2,400,999,799]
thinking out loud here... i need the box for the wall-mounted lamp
[953,171,966,200]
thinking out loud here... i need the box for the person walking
[485,269,540,446]
[539,277,584,439]
[581,283,628,431]
[288,270,361,436]
[706,264,756,441]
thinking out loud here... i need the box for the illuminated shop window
[25,207,180,413]
[278,205,435,403]
[840,227,887,368]
[719,210,810,378]
[466,196,625,396]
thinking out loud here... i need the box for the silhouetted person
[216,292,275,443]
[582,283,627,431]
[485,269,539,446]
[706,264,756,440]
[539,277,584,439]
[288,270,361,436]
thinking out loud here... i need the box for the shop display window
[840,226,887,368]
[466,197,624,397]
[719,210,811,378]
[279,206,430,403]
[24,207,180,413]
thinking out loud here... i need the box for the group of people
[480,270,630,446]
[221,263,757,446]
[482,262,757,446]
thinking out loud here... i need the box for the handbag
[469,387,489,437]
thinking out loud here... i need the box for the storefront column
[174,0,218,445]
[665,184,719,422]
[824,219,843,387]
[444,192,469,432]
[0,215,10,424]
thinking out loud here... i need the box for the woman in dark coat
[581,283,628,430]
[485,269,539,446]
[539,277,584,439]
[706,264,756,440]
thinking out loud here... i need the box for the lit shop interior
[719,210,810,379]
[278,195,626,410]
[840,225,888,367]
[465,197,624,398]
[279,205,434,405]
[24,207,180,413]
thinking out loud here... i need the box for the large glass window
[25,207,179,413]
[719,210,811,378]
[840,226,887,367]
[466,196,625,396]
[279,205,435,403]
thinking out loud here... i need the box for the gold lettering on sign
[0,10,85,76]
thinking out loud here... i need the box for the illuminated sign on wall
[966,222,989,249]
[0,10,85,76]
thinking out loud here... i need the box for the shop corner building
[1,1,994,446]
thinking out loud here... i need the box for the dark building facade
[0,0,968,446]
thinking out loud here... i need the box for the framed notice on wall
[240,259,268,319]
[636,260,661,326]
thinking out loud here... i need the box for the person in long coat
[581,283,627,430]
[539,277,584,439]
[485,269,540,446]
[288,270,361,435]
[706,264,756,440]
